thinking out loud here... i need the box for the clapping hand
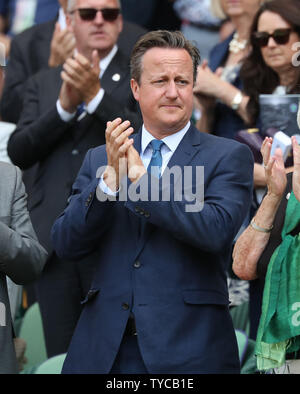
[103,118,134,192]
[59,50,101,112]
[49,22,76,67]
[261,136,287,199]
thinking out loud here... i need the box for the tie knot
[150,139,164,153]
[147,139,164,178]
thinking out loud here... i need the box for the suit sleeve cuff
[56,100,76,122]
[98,174,119,196]
[86,88,105,114]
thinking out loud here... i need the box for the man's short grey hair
[130,30,201,85]
[67,0,121,13]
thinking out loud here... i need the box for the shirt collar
[58,7,66,30]
[99,45,118,78]
[141,121,191,155]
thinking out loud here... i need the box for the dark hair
[130,30,201,85]
[240,0,300,125]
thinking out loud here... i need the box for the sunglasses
[72,8,120,22]
[252,28,293,48]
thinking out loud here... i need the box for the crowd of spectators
[0,0,299,374]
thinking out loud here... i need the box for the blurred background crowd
[0,0,300,374]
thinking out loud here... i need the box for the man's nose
[94,10,104,24]
[165,81,178,98]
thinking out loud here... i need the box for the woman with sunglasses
[193,0,265,138]
[193,0,267,323]
[240,0,300,128]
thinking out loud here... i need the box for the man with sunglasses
[6,0,142,358]
[0,0,146,124]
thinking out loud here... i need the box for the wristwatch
[231,91,243,111]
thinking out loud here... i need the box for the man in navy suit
[52,30,254,374]
[7,0,142,358]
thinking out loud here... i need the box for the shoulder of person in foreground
[0,162,47,284]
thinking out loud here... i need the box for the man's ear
[130,78,140,101]
[66,13,74,32]
[118,14,123,34]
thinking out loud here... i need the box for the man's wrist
[56,99,76,122]
[48,54,61,68]
[103,166,119,193]
[85,88,104,113]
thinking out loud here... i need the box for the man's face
[131,48,194,138]
[67,0,122,59]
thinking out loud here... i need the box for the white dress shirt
[99,121,191,195]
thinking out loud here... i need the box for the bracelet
[231,91,243,110]
[250,218,273,233]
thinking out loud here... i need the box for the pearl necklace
[229,32,248,54]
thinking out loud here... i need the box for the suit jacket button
[72,149,79,155]
[133,261,141,268]
[144,212,150,218]
[122,303,130,310]
[135,207,140,213]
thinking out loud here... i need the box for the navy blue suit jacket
[209,33,247,139]
[51,124,254,374]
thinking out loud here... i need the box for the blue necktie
[76,103,85,119]
[147,139,164,178]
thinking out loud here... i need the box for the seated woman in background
[194,0,264,137]
[237,0,300,341]
[232,135,300,373]
[240,0,300,186]
[233,135,300,281]
[195,0,300,185]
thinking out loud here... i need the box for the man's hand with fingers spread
[103,118,135,192]
[49,22,76,67]
[59,50,101,113]
[61,50,101,104]
[261,136,287,200]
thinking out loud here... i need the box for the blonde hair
[210,0,226,20]
[211,0,272,21]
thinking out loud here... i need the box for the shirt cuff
[56,100,76,122]
[98,174,119,196]
[86,88,105,114]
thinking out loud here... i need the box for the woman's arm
[193,62,251,126]
[232,137,287,280]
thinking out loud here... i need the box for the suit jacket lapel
[101,50,130,96]
[165,123,203,179]
[131,125,203,259]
